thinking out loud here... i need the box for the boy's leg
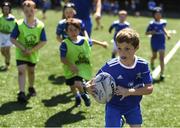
[159,50,165,80]
[4,47,11,69]
[27,64,36,96]
[66,77,81,107]
[150,51,157,70]
[17,64,26,93]
[17,62,27,102]
[105,104,122,127]
[75,79,91,107]
[124,106,142,128]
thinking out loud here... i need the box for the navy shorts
[16,60,36,67]
[105,104,142,127]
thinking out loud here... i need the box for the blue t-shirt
[69,0,93,20]
[146,19,167,44]
[56,19,86,40]
[109,20,130,42]
[97,56,153,111]
[60,36,93,57]
[11,20,47,42]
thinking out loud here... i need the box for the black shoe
[17,92,27,103]
[0,66,8,72]
[75,96,81,107]
[28,87,36,96]
[81,93,91,107]
[160,74,165,81]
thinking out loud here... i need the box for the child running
[10,0,47,102]
[87,28,153,127]
[109,10,130,58]
[56,2,88,43]
[146,7,170,80]
[0,2,16,71]
[60,18,107,107]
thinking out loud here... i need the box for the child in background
[60,18,107,107]
[109,10,130,58]
[146,7,170,80]
[56,2,88,43]
[87,28,153,127]
[0,2,16,71]
[10,0,47,102]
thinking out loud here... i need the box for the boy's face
[64,8,75,19]
[154,12,162,20]
[23,6,35,18]
[66,24,80,40]
[117,42,138,62]
[119,14,127,22]
[2,6,10,15]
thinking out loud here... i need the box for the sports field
[0,9,180,127]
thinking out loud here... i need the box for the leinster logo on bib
[25,34,37,48]
[75,52,90,65]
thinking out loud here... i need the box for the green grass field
[0,9,180,127]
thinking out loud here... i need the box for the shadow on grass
[0,101,32,115]
[45,105,86,127]
[153,79,164,84]
[42,91,73,107]
[48,74,66,85]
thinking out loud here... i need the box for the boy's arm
[163,27,171,40]
[108,24,114,33]
[115,84,153,97]
[61,57,78,74]
[10,23,26,51]
[92,39,108,48]
[10,38,26,51]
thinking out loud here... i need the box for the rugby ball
[92,72,116,104]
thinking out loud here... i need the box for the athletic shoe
[17,92,27,103]
[28,87,36,96]
[81,93,91,107]
[160,74,165,81]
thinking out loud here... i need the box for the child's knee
[74,81,83,88]
[18,69,25,76]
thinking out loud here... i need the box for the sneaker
[160,74,165,81]
[28,87,36,96]
[17,92,27,103]
[75,96,81,107]
[81,93,91,107]
[0,66,8,72]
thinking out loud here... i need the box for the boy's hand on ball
[86,79,96,94]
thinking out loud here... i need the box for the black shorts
[16,60,36,67]
[66,76,83,86]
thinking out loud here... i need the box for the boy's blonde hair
[118,10,127,16]
[22,0,36,8]
[116,28,139,48]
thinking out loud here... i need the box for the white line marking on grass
[152,41,180,79]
